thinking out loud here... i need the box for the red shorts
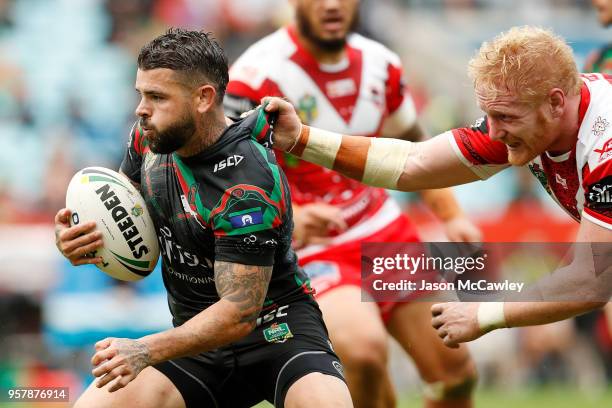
[298,213,420,323]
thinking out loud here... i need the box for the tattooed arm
[145,261,271,360]
[90,261,272,391]
[143,261,271,358]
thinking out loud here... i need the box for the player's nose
[135,98,151,118]
[322,0,341,11]
[488,120,507,142]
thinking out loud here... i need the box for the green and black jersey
[585,43,612,74]
[120,109,314,329]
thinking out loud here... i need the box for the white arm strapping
[477,302,507,333]
[301,127,342,170]
[362,137,414,189]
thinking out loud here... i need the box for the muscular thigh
[74,366,185,408]
[387,301,473,382]
[284,372,353,408]
[317,285,388,354]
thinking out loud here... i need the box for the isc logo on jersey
[66,167,160,281]
[213,155,244,172]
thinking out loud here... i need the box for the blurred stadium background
[0,0,610,406]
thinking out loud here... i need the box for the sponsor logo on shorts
[263,322,293,344]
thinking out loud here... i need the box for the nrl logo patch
[592,116,610,138]
[297,94,318,124]
[263,322,293,343]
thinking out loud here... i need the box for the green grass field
[4,386,609,407]
[251,386,612,408]
[399,387,612,408]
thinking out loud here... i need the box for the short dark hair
[137,28,229,104]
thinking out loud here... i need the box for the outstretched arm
[384,121,482,241]
[432,218,611,348]
[263,97,480,192]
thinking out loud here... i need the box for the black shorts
[153,300,345,408]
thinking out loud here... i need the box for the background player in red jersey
[225,1,479,407]
[259,25,612,350]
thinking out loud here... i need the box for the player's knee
[73,393,107,408]
[337,333,388,375]
[423,371,478,402]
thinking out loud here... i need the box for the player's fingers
[307,236,333,246]
[108,374,133,393]
[66,238,104,260]
[59,221,98,243]
[95,338,114,351]
[327,218,347,231]
[96,366,126,389]
[437,326,448,340]
[431,303,445,316]
[431,315,444,329]
[304,220,333,236]
[262,96,290,113]
[311,210,347,231]
[63,231,103,255]
[92,349,116,367]
[54,208,71,226]
[72,256,104,266]
[92,348,116,367]
[261,96,278,110]
[442,334,460,349]
[92,356,124,378]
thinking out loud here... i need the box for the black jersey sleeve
[211,132,288,266]
[120,121,146,184]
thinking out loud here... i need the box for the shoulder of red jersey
[228,28,293,93]
[347,33,403,67]
[446,116,510,179]
[226,28,292,114]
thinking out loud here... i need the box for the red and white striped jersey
[226,25,417,231]
[448,74,612,230]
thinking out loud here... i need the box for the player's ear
[195,84,217,114]
[548,88,565,119]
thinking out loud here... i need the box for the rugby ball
[65,167,159,281]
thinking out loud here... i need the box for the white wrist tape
[477,302,507,333]
[300,127,342,170]
[362,137,414,189]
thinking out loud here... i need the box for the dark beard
[142,115,195,154]
[296,7,359,53]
